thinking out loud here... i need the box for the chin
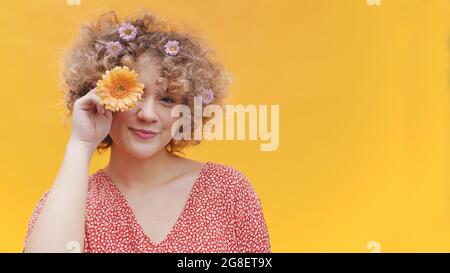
[127,147,158,159]
[126,142,166,159]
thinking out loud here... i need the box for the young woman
[24,10,271,253]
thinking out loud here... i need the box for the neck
[104,143,180,190]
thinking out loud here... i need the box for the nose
[135,95,159,123]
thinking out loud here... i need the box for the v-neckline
[98,161,210,247]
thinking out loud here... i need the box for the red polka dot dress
[24,162,271,253]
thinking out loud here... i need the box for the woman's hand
[69,88,113,152]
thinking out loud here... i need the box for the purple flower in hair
[164,40,180,56]
[201,88,214,105]
[118,22,137,41]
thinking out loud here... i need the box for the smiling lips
[129,128,158,139]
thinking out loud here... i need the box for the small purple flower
[105,41,123,57]
[164,40,180,56]
[118,22,137,41]
[201,88,214,104]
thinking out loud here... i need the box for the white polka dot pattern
[24,162,271,253]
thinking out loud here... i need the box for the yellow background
[0,0,449,252]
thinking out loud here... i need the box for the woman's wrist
[66,138,96,161]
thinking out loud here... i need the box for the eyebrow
[142,85,185,101]
[161,89,182,97]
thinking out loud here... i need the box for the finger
[77,89,103,111]
[86,88,102,104]
[96,103,104,115]
[104,108,113,120]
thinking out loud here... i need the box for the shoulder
[203,161,249,184]
[86,169,119,202]
[88,169,106,189]
[202,161,259,201]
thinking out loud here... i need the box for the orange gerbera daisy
[96,66,145,112]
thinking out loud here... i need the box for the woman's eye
[160,96,176,104]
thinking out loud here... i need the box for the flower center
[111,84,128,98]
[125,29,132,35]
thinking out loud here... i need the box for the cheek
[159,107,179,130]
[110,112,131,135]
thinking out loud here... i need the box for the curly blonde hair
[60,10,231,154]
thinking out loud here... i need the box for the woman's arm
[24,139,93,252]
[24,88,112,253]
